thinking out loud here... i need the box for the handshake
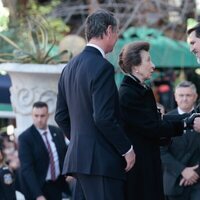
[163,112,200,130]
[160,112,200,146]
[183,113,200,129]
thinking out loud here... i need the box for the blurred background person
[0,135,16,200]
[0,131,21,191]
[118,41,200,200]
[18,101,70,200]
[161,80,200,200]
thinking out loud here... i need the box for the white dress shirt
[86,43,106,58]
[37,128,60,181]
[177,107,194,115]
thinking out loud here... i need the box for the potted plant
[0,15,70,136]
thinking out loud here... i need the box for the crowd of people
[1,8,200,200]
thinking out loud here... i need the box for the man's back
[57,46,129,180]
[55,9,135,200]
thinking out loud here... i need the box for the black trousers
[72,174,125,200]
[166,185,200,200]
[42,180,63,200]
[42,175,71,200]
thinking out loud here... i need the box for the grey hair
[175,80,197,93]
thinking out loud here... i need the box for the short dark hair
[85,9,118,41]
[187,23,200,38]
[118,41,150,74]
[33,101,48,109]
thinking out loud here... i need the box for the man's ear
[106,25,113,37]
[194,93,198,101]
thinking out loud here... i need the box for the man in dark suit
[161,81,200,200]
[18,101,69,200]
[55,9,136,200]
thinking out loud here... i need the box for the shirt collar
[36,126,50,136]
[177,107,194,114]
[86,43,106,58]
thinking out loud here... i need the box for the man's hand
[179,165,199,186]
[183,113,200,129]
[66,175,75,183]
[36,196,46,200]
[124,149,136,172]
[193,117,200,132]
[179,177,194,186]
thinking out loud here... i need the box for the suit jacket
[118,75,184,200]
[55,46,131,180]
[160,109,200,196]
[18,125,68,199]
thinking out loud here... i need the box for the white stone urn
[0,63,65,136]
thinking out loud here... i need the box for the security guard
[0,136,16,200]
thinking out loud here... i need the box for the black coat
[55,46,131,180]
[160,109,200,196]
[119,75,184,200]
[18,125,68,199]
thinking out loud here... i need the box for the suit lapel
[49,126,59,147]
[49,126,62,169]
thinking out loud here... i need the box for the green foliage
[26,0,70,41]
[0,15,70,64]
[49,19,70,42]
[0,16,9,32]
[28,0,60,15]
[187,18,198,31]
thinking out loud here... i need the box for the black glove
[195,103,200,113]
[183,113,200,129]
[159,137,172,146]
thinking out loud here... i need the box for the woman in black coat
[118,41,186,200]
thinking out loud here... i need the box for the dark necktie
[43,131,56,181]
